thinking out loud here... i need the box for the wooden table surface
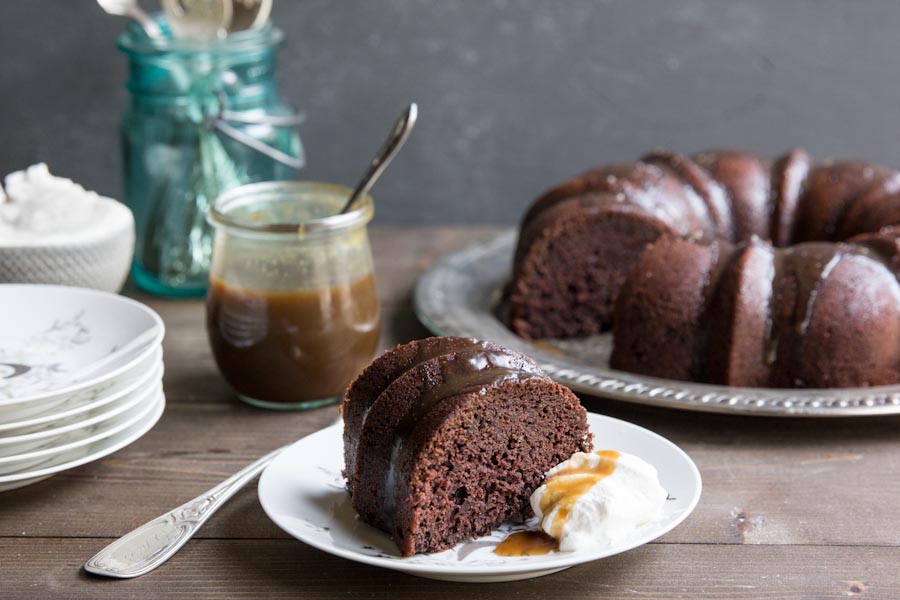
[2,225,900,599]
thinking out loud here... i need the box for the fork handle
[84,444,288,578]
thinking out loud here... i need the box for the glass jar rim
[208,181,374,238]
[118,16,284,56]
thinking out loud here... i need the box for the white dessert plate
[0,383,162,475]
[0,354,163,433]
[0,284,164,405]
[0,346,163,425]
[0,375,160,457]
[258,412,702,583]
[414,231,900,417]
[0,390,165,492]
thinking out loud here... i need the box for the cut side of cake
[341,337,592,556]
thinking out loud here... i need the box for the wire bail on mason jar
[206,88,306,170]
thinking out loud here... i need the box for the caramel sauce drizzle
[539,450,620,541]
[494,450,621,557]
[494,531,558,556]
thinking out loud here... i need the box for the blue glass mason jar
[118,20,303,296]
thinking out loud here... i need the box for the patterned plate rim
[0,390,165,484]
[0,284,165,407]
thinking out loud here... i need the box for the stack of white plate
[0,285,165,492]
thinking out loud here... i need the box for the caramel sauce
[206,274,380,404]
[493,450,622,557]
[495,531,559,556]
[538,450,621,540]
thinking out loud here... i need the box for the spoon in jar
[230,0,273,32]
[162,0,232,39]
[339,103,418,214]
[96,0,164,39]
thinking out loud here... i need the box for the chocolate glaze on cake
[341,337,591,556]
[511,148,900,388]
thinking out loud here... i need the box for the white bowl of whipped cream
[0,164,135,293]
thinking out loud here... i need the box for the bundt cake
[341,336,592,556]
[612,235,900,388]
[511,149,900,388]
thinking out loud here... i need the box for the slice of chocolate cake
[341,337,592,557]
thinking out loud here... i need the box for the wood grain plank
[1,401,900,548]
[1,538,897,600]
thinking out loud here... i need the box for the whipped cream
[530,450,667,552]
[0,163,130,246]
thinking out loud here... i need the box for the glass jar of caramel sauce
[206,182,380,410]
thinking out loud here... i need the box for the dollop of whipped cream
[0,163,128,245]
[530,450,667,552]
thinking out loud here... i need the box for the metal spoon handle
[84,444,288,578]
[130,7,164,39]
[96,0,164,39]
[340,102,418,214]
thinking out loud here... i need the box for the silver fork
[85,444,288,578]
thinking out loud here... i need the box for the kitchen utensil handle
[84,444,288,578]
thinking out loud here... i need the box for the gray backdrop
[2,0,899,224]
